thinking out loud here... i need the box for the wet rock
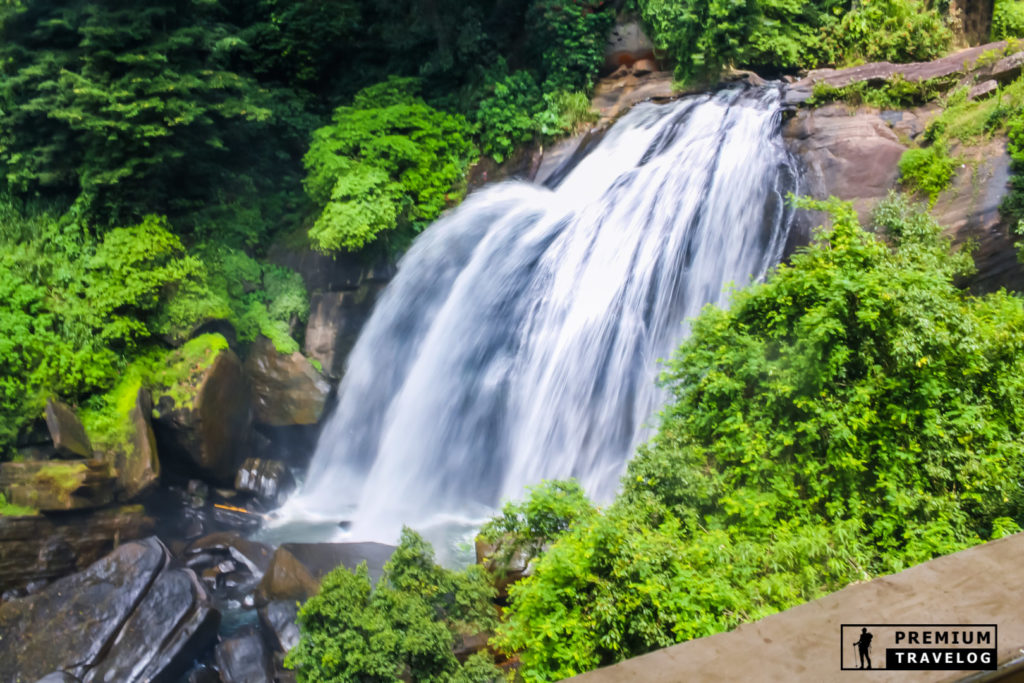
[188,665,222,683]
[304,284,387,379]
[258,600,301,653]
[152,338,253,484]
[235,458,296,505]
[0,460,116,511]
[44,399,92,459]
[255,542,395,605]
[246,337,332,427]
[35,674,81,683]
[186,532,273,576]
[82,561,220,683]
[215,628,273,683]
[0,538,165,679]
[0,537,220,683]
[0,505,153,594]
[114,388,161,500]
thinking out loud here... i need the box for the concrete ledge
[574,534,1024,682]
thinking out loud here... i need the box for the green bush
[992,0,1024,39]
[823,0,953,65]
[495,195,1024,680]
[898,143,956,203]
[304,77,475,252]
[526,0,615,93]
[285,528,502,683]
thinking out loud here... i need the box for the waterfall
[280,86,799,543]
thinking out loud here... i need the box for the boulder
[214,628,273,683]
[82,560,220,683]
[603,20,655,71]
[186,531,273,576]
[0,460,116,511]
[0,537,219,682]
[245,336,331,427]
[258,600,301,654]
[968,79,998,100]
[304,285,388,379]
[255,542,395,605]
[0,504,153,595]
[234,458,296,505]
[44,399,92,459]
[152,336,253,484]
[115,388,161,500]
[784,103,908,221]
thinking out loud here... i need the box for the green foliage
[286,528,502,683]
[0,196,305,455]
[807,74,958,108]
[480,480,596,569]
[992,0,1024,40]
[525,0,615,93]
[0,492,38,517]
[1005,94,1024,234]
[638,0,952,83]
[823,0,953,66]
[304,78,475,252]
[898,143,956,203]
[496,195,1024,680]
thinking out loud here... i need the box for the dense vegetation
[291,194,1024,683]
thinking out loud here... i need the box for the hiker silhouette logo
[840,624,998,671]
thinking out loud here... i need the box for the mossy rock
[150,334,253,484]
[0,460,116,511]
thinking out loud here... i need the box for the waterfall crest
[281,86,799,542]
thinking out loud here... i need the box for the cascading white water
[279,86,799,543]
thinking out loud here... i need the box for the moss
[807,74,958,109]
[31,462,88,492]
[150,333,229,415]
[0,492,38,516]
[898,143,957,204]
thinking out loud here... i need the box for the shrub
[898,143,956,203]
[822,0,953,65]
[992,0,1024,39]
[304,77,475,252]
[286,528,502,683]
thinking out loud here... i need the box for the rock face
[44,399,92,458]
[784,102,1024,292]
[259,600,301,654]
[603,20,655,72]
[0,504,153,595]
[305,285,388,379]
[784,103,911,221]
[153,341,252,484]
[0,537,220,682]
[0,460,116,511]
[116,388,161,500]
[255,542,395,605]
[234,458,296,505]
[245,336,331,426]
